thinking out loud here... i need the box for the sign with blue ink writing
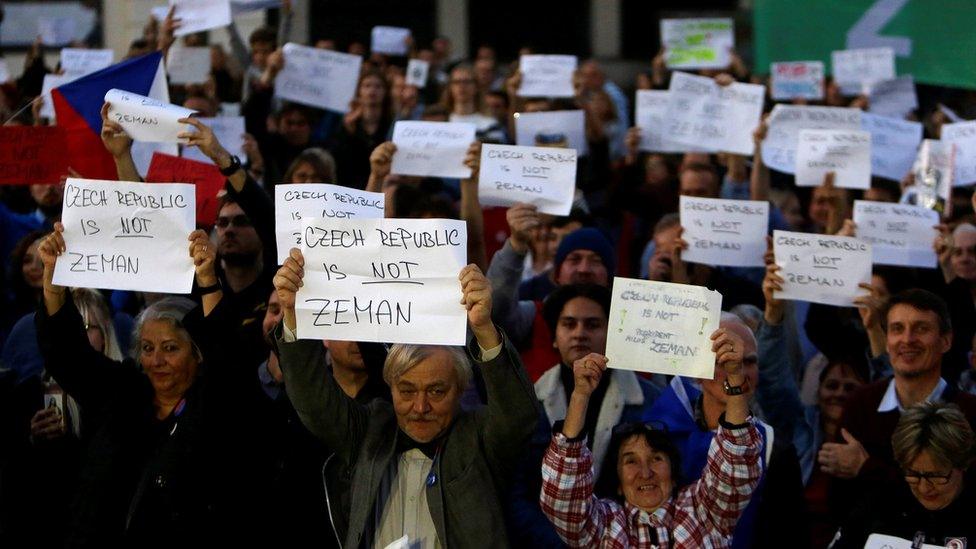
[770,61,824,101]
[274,184,385,264]
[53,178,196,293]
[605,277,722,380]
[773,230,872,307]
[478,143,577,215]
[296,218,468,345]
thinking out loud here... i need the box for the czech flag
[52,51,169,180]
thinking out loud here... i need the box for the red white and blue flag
[52,51,170,180]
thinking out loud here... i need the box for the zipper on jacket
[321,453,342,548]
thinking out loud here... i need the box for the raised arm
[485,204,540,345]
[750,116,771,202]
[756,263,805,441]
[459,141,488,271]
[273,248,369,461]
[99,102,139,181]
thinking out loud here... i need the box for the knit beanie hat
[553,227,615,276]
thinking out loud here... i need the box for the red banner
[145,152,225,228]
[0,126,71,185]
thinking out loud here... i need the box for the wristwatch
[219,155,242,176]
[723,377,750,396]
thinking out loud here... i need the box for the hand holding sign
[459,264,499,349]
[99,102,132,159]
[773,230,872,307]
[105,89,197,143]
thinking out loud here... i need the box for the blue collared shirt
[877,377,948,412]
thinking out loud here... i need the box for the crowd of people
[2,2,976,548]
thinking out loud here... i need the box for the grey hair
[72,288,123,361]
[720,311,758,350]
[892,401,976,471]
[383,344,472,392]
[952,222,976,242]
[730,304,763,333]
[130,297,199,361]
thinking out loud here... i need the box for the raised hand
[572,353,608,398]
[459,263,499,349]
[462,141,482,181]
[711,327,745,378]
[369,141,397,182]
[187,230,217,286]
[100,102,133,158]
[178,117,230,166]
[506,203,541,254]
[762,263,786,325]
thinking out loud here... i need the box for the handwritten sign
[660,18,734,70]
[869,75,917,119]
[517,55,577,98]
[853,200,938,268]
[53,178,195,293]
[40,73,76,120]
[181,116,245,164]
[761,105,862,174]
[0,59,10,83]
[274,184,385,263]
[169,0,232,37]
[478,144,577,215]
[831,47,895,95]
[795,129,871,189]
[903,139,953,216]
[405,58,429,87]
[680,196,769,267]
[514,110,588,155]
[167,46,212,85]
[60,48,112,77]
[146,152,225,228]
[275,43,362,113]
[940,120,976,186]
[663,71,765,156]
[0,127,70,185]
[860,112,922,182]
[863,534,943,549]
[390,121,475,178]
[104,88,196,143]
[773,230,872,307]
[370,26,411,56]
[606,277,722,379]
[635,90,705,153]
[296,218,468,345]
[38,17,76,46]
[770,61,824,101]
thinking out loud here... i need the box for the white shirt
[877,377,948,412]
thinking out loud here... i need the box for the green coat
[276,329,539,548]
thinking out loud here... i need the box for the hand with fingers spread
[818,428,868,479]
[274,248,305,331]
[762,263,786,325]
[100,102,133,158]
[178,117,231,167]
[459,264,499,349]
[188,230,217,286]
[30,407,66,443]
[506,203,541,254]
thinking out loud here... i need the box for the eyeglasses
[903,469,954,486]
[215,214,252,228]
[822,380,860,393]
[612,420,669,438]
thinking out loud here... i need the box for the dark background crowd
[1,1,976,548]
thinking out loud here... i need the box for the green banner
[753,0,976,90]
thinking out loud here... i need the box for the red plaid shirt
[540,423,763,548]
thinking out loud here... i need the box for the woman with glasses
[441,64,507,142]
[539,327,764,548]
[829,401,976,548]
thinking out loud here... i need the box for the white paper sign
[663,71,765,156]
[275,43,363,113]
[38,17,76,46]
[53,178,195,293]
[169,0,232,37]
[274,184,385,264]
[773,230,872,307]
[0,59,10,83]
[296,218,468,345]
[167,46,212,85]
[371,26,411,56]
[940,120,976,186]
[514,110,588,155]
[606,277,722,379]
[904,139,954,215]
[405,58,429,87]
[231,0,281,14]
[860,112,922,182]
[517,55,577,98]
[60,48,113,77]
[105,89,196,143]
[181,116,245,164]
[853,200,938,268]
[390,121,475,179]
[478,144,577,215]
[660,18,734,70]
[864,534,943,549]
[831,47,896,95]
[770,61,824,101]
[635,90,707,153]
[40,73,76,120]
[795,129,871,189]
[680,196,769,268]
[869,75,917,118]
[761,105,863,174]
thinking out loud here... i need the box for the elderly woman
[540,328,763,548]
[35,223,266,547]
[829,401,976,547]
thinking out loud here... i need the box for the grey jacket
[277,328,539,548]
